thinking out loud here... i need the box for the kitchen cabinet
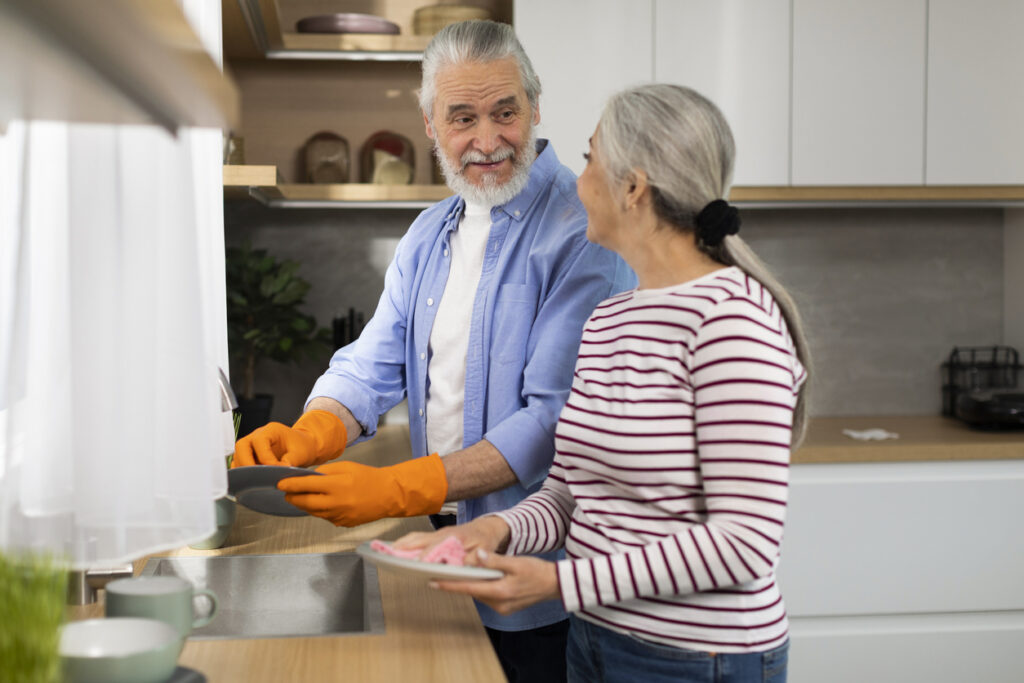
[783,417,1024,682]
[791,0,927,185]
[514,0,653,177]
[222,0,1024,206]
[787,415,1024,683]
[926,0,1024,184]
[654,0,791,186]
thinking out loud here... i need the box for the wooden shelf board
[794,415,1024,464]
[730,185,1024,203]
[276,183,452,202]
[223,164,278,187]
[280,32,432,54]
[223,167,1024,208]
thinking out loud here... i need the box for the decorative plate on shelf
[295,13,401,35]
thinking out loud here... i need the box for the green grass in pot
[225,242,332,402]
[0,552,68,683]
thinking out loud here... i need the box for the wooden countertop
[794,415,1024,464]
[69,426,505,683]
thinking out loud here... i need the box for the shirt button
[444,249,449,257]
[418,409,424,417]
[427,298,434,306]
[420,352,426,360]
[514,210,521,217]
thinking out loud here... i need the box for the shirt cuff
[306,374,379,444]
[484,409,555,488]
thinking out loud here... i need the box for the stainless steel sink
[139,552,384,639]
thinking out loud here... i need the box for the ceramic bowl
[60,617,183,683]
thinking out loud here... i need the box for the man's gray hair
[419,20,542,122]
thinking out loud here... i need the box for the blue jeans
[566,615,788,683]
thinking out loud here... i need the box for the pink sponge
[370,535,467,566]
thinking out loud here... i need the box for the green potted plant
[0,551,67,683]
[225,242,332,437]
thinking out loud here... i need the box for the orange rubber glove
[231,410,347,469]
[277,454,448,527]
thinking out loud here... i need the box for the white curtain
[0,0,230,569]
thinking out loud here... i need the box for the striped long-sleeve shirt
[494,266,807,653]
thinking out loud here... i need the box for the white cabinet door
[926,0,1024,184]
[791,0,926,185]
[654,0,791,186]
[514,0,653,176]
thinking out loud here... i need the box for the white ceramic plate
[227,465,322,517]
[356,541,503,582]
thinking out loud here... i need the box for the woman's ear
[622,169,650,212]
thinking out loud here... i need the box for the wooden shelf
[794,415,1024,464]
[280,32,432,55]
[224,164,451,207]
[2,0,238,131]
[224,166,1024,209]
[224,0,512,61]
[729,185,1024,206]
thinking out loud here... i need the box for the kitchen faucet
[66,565,135,605]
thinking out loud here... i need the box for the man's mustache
[460,146,514,169]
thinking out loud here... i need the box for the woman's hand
[432,549,561,615]
[392,515,512,560]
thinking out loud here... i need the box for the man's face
[424,57,540,205]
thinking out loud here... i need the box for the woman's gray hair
[419,20,542,123]
[596,83,812,447]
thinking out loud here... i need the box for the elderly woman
[396,83,811,683]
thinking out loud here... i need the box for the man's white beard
[436,126,538,207]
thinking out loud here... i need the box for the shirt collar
[497,138,556,221]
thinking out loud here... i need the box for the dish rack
[941,346,1021,416]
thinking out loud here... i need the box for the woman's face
[576,127,622,250]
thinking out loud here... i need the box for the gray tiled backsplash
[226,201,1004,422]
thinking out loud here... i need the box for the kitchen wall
[224,201,1004,424]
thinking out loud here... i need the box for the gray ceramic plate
[356,541,503,582]
[227,466,322,517]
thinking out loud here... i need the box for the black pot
[956,391,1024,430]
[236,394,274,437]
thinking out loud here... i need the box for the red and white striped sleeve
[492,458,576,555]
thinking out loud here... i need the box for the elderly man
[232,20,633,683]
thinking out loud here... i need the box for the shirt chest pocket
[491,284,540,365]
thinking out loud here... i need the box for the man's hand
[232,410,347,468]
[432,549,561,616]
[277,454,448,527]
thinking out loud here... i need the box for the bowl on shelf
[60,617,183,683]
[295,13,400,35]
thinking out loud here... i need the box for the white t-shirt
[426,200,493,514]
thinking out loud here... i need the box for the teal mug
[104,576,217,639]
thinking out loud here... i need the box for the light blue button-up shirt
[308,140,635,630]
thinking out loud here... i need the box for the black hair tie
[695,199,740,247]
